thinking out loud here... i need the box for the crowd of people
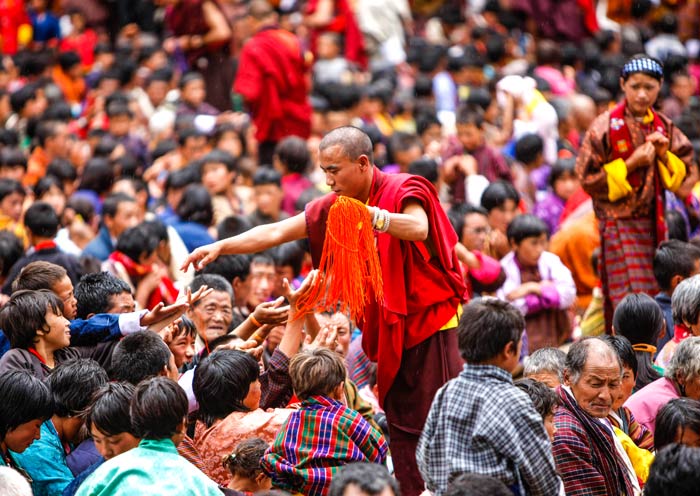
[2,0,700,495]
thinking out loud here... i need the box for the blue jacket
[83,227,114,262]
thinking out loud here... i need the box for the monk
[182,126,466,496]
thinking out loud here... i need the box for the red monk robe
[306,167,466,496]
[233,27,311,144]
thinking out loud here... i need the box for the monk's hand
[626,142,656,172]
[180,241,222,272]
[646,131,670,160]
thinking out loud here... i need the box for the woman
[577,54,696,332]
[625,336,700,435]
[656,275,700,369]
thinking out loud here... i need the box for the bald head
[319,126,374,164]
[570,94,596,131]
[248,0,275,20]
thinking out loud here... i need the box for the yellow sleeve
[603,158,633,202]
[613,427,655,483]
[658,151,687,193]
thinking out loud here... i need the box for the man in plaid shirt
[416,299,562,496]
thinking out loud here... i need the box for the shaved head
[319,126,373,164]
[248,0,275,20]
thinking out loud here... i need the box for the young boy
[12,359,109,496]
[199,149,239,226]
[416,299,562,495]
[514,378,559,441]
[75,377,221,496]
[63,382,140,496]
[513,133,547,210]
[443,107,512,205]
[246,169,287,227]
[480,180,520,260]
[262,348,388,496]
[74,271,135,320]
[496,214,576,353]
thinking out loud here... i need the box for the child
[533,157,579,234]
[199,150,240,226]
[0,178,27,246]
[273,136,315,216]
[75,377,221,496]
[63,382,140,496]
[416,299,561,495]
[612,293,665,392]
[480,180,520,260]
[164,316,196,370]
[0,370,53,474]
[512,133,547,210]
[74,271,135,320]
[12,359,108,496]
[176,72,219,118]
[247,169,287,227]
[514,378,559,440]
[443,107,512,205]
[222,438,272,495]
[261,348,388,496]
[106,101,148,167]
[497,214,576,352]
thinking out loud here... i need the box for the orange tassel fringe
[295,196,384,321]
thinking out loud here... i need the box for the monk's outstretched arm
[181,213,307,271]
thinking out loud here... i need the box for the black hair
[223,437,269,479]
[458,299,524,363]
[139,219,168,245]
[274,136,310,174]
[34,121,65,148]
[116,224,158,264]
[217,215,253,240]
[49,359,109,417]
[86,382,137,436]
[176,184,213,227]
[43,101,73,122]
[198,254,252,284]
[415,112,441,137]
[444,473,512,496]
[201,149,238,174]
[506,214,548,244]
[78,157,114,194]
[172,315,197,340]
[480,180,520,213]
[114,154,142,178]
[101,193,137,220]
[0,129,19,148]
[179,71,204,90]
[93,136,118,158]
[447,204,489,240]
[110,331,172,384]
[0,370,53,440]
[0,231,24,278]
[644,444,700,496]
[74,272,133,320]
[24,201,60,238]
[0,178,26,202]
[165,166,198,192]
[272,241,305,278]
[548,157,577,189]
[328,463,400,496]
[0,148,27,170]
[252,168,282,188]
[131,377,188,440]
[189,273,234,302]
[456,106,484,128]
[598,334,637,378]
[0,289,64,349]
[514,378,560,419]
[654,240,700,292]
[408,158,438,185]
[193,349,260,426]
[177,127,206,147]
[57,51,81,72]
[655,398,700,451]
[666,210,688,242]
[9,83,39,114]
[34,175,65,200]
[612,293,663,390]
[514,134,544,164]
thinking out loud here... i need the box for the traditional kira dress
[576,101,694,330]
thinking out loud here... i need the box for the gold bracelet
[250,315,262,328]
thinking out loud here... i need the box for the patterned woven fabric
[261,395,388,496]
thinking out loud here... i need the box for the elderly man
[553,337,638,495]
[183,126,466,495]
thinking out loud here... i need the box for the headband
[621,58,664,80]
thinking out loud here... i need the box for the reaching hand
[311,323,338,351]
[180,242,222,272]
[252,297,289,326]
[283,270,319,317]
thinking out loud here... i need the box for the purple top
[533,192,565,235]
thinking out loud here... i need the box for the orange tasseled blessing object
[294,196,383,321]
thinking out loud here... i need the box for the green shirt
[75,438,221,496]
